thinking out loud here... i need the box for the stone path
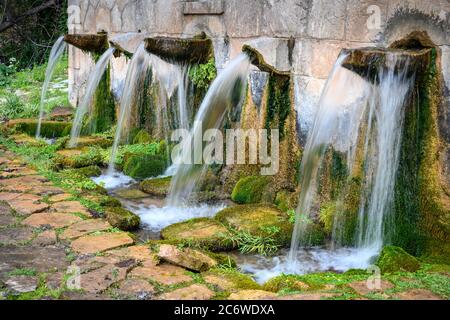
[0,148,445,300]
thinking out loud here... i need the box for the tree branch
[0,0,57,33]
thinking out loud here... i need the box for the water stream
[36,36,67,138]
[68,47,116,148]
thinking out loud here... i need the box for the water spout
[36,36,67,138]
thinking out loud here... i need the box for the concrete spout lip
[144,35,213,64]
[63,34,109,54]
[242,44,290,78]
[340,47,432,84]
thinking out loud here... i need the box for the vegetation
[231,176,271,204]
[189,58,217,90]
[123,154,166,180]
[376,246,421,274]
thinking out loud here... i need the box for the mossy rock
[140,176,171,197]
[72,165,102,178]
[231,176,271,204]
[114,188,149,200]
[160,218,235,251]
[123,154,166,180]
[84,194,122,208]
[55,148,104,169]
[66,136,112,149]
[376,246,421,274]
[274,190,298,212]
[215,204,293,246]
[263,274,311,293]
[132,130,152,144]
[8,119,71,138]
[202,268,261,294]
[104,206,141,231]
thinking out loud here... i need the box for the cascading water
[68,47,116,148]
[235,51,415,282]
[166,53,251,206]
[36,36,67,138]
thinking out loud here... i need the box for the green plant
[189,58,217,90]
[231,176,271,204]
[226,228,281,256]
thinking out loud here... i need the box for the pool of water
[231,247,379,284]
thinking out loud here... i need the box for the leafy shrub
[189,58,217,89]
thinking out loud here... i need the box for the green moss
[231,176,271,204]
[55,147,104,169]
[70,165,102,177]
[86,64,116,134]
[140,176,171,197]
[376,246,421,274]
[215,204,292,247]
[274,190,298,212]
[104,206,140,231]
[265,76,291,139]
[203,268,261,292]
[160,218,235,252]
[132,129,152,144]
[188,58,217,90]
[123,154,166,180]
[263,275,312,293]
[9,119,71,138]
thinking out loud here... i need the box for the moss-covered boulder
[66,136,112,149]
[72,165,102,177]
[157,244,218,272]
[231,176,271,204]
[55,148,103,169]
[202,269,261,294]
[376,246,421,274]
[263,274,311,293]
[8,119,71,138]
[123,154,166,180]
[140,176,171,197]
[114,188,149,200]
[104,207,140,231]
[215,204,293,246]
[160,218,234,251]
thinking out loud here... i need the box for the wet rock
[130,264,191,286]
[161,218,233,251]
[0,246,68,279]
[60,219,112,240]
[45,272,64,290]
[104,207,140,231]
[348,280,394,295]
[71,232,134,254]
[5,275,38,294]
[228,290,277,300]
[158,284,214,300]
[114,188,149,199]
[32,230,57,246]
[22,212,82,228]
[51,201,91,216]
[7,194,49,216]
[393,289,443,300]
[0,226,34,245]
[157,244,217,272]
[107,245,158,267]
[376,246,420,274]
[114,278,155,300]
[139,177,171,197]
[79,263,131,293]
[215,204,293,246]
[48,193,73,203]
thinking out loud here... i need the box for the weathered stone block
[183,0,224,15]
[307,0,347,40]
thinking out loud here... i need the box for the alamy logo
[171,122,280,176]
[367,5,382,31]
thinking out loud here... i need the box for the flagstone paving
[0,148,446,300]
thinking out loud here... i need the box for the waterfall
[108,44,151,173]
[68,47,116,148]
[166,53,251,206]
[36,36,66,138]
[288,52,414,265]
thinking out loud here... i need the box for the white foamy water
[132,204,227,232]
[236,247,379,284]
[92,170,135,190]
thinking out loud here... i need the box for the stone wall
[67,0,450,140]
